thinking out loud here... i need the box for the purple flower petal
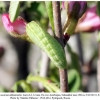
[62,1,87,18]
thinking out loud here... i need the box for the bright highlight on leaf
[9,1,20,22]
[26,21,67,69]
[27,75,60,92]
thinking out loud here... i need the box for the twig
[39,51,50,91]
[97,42,100,92]
[52,1,68,92]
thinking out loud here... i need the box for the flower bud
[63,1,87,19]
[69,1,87,18]
[78,2,87,18]
[2,14,32,42]
[62,1,87,36]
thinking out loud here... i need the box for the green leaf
[68,69,81,92]
[66,44,81,74]
[0,85,8,92]
[0,1,6,14]
[26,2,47,21]
[12,80,33,92]
[37,2,47,17]
[45,1,54,30]
[9,1,20,22]
[27,74,60,92]
[97,1,100,16]
[26,21,67,69]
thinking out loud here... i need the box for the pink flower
[62,1,65,9]
[2,13,26,35]
[75,6,100,32]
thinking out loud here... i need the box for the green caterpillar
[26,21,67,69]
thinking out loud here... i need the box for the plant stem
[52,2,64,46]
[97,42,100,92]
[76,33,84,65]
[52,1,68,92]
